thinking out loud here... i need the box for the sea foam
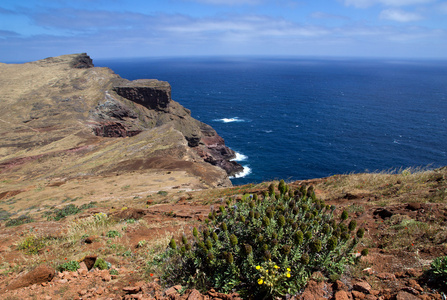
[230,165,252,179]
[231,152,248,162]
[215,117,244,123]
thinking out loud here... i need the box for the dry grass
[315,167,446,204]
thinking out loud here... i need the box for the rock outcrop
[89,71,243,177]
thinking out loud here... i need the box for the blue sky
[1,0,447,62]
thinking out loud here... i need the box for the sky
[1,0,447,62]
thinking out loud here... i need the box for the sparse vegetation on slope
[0,167,445,299]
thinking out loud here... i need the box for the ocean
[95,57,447,185]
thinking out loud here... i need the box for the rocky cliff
[0,54,242,203]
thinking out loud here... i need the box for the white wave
[231,152,248,162]
[214,117,244,123]
[230,165,252,179]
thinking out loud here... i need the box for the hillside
[0,54,243,219]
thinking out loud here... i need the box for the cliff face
[0,53,242,195]
[89,67,243,177]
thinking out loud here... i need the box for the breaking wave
[214,117,245,123]
[230,165,252,179]
[231,152,248,162]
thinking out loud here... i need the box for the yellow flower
[286,273,291,278]
[258,278,264,285]
[266,270,269,273]
[256,265,261,270]
[287,268,291,272]
[274,265,279,269]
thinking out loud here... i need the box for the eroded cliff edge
[0,53,243,196]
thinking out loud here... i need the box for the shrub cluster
[427,255,447,289]
[153,180,366,298]
[45,202,97,221]
[17,235,47,254]
[57,260,80,272]
[5,215,34,227]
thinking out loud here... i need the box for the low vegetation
[1,167,446,299]
[150,180,366,298]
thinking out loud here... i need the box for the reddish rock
[187,289,204,300]
[406,203,422,211]
[352,290,366,299]
[334,280,349,291]
[298,280,329,299]
[84,235,98,244]
[407,279,423,292]
[123,285,142,294]
[4,265,55,291]
[353,281,372,294]
[165,285,182,298]
[376,272,396,281]
[82,255,97,270]
[395,291,420,300]
[334,290,351,300]
[406,268,423,278]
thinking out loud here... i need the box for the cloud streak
[380,8,423,21]
[344,0,435,8]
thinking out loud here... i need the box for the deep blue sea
[95,57,447,185]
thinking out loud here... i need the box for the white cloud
[344,0,435,7]
[379,8,423,21]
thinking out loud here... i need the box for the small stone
[79,289,88,296]
[123,285,141,294]
[334,290,350,300]
[96,287,104,295]
[78,268,88,276]
[406,268,423,278]
[165,285,182,297]
[102,273,112,282]
[352,290,366,299]
[407,279,424,292]
[362,267,374,275]
[394,271,407,278]
[78,261,88,271]
[334,280,348,291]
[406,203,421,211]
[396,291,420,300]
[187,289,204,300]
[376,272,396,281]
[353,280,372,294]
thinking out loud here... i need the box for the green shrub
[5,215,34,227]
[17,235,46,254]
[106,230,122,238]
[427,256,447,288]
[57,260,80,272]
[109,268,119,275]
[94,258,110,270]
[152,182,364,298]
[46,202,97,221]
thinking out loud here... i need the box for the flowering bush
[154,180,365,298]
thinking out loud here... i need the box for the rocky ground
[0,167,446,299]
